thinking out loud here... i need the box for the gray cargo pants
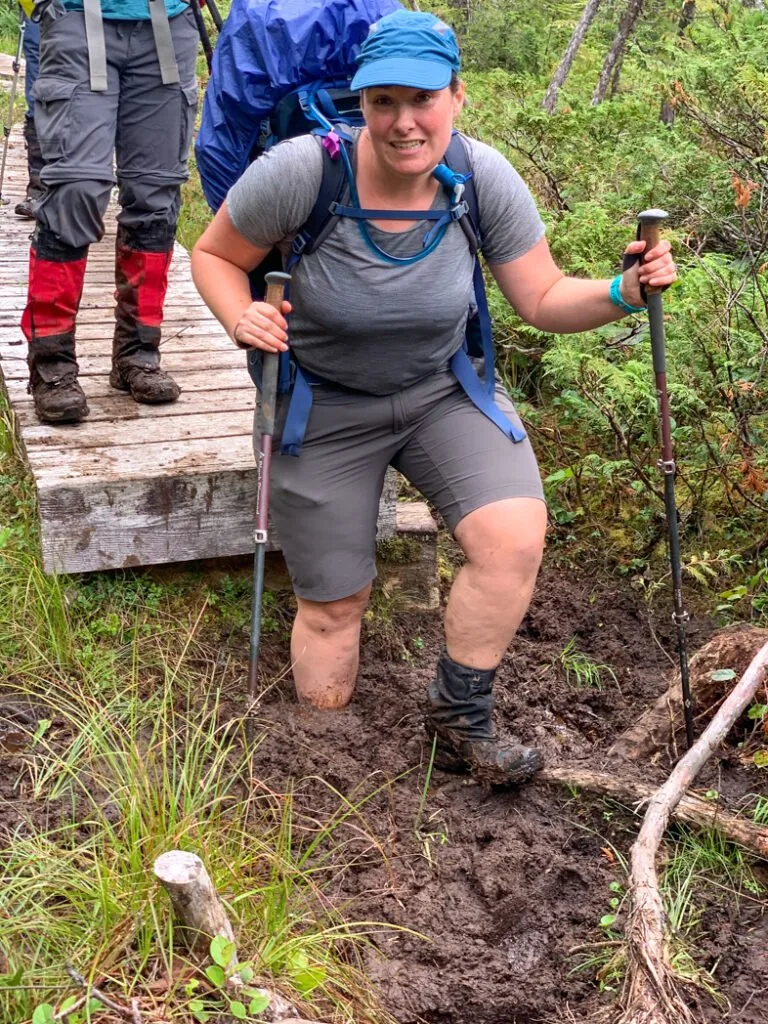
[32,5,198,248]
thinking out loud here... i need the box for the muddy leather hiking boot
[29,362,89,424]
[425,651,543,786]
[109,362,180,404]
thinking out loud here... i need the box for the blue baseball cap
[351,9,461,92]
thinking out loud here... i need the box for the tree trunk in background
[591,0,646,105]
[542,0,603,114]
[678,0,696,33]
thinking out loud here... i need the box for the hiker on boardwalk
[20,0,199,424]
[14,11,44,220]
[192,9,677,785]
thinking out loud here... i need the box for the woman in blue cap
[192,9,676,785]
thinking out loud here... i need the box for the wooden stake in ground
[153,851,236,961]
[616,640,768,1024]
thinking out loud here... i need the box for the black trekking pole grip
[636,208,694,751]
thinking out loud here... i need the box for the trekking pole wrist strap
[609,274,646,315]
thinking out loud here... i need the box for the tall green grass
[0,669,400,1024]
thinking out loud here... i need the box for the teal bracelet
[609,274,646,315]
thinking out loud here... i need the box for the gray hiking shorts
[262,368,545,603]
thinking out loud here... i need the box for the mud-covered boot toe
[449,733,542,786]
[428,722,542,785]
[30,369,89,424]
[110,364,180,404]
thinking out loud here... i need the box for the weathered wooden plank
[26,434,257,483]
[3,368,252,399]
[1,349,245,378]
[13,387,255,427]
[22,409,254,450]
[0,324,228,348]
[36,466,263,573]
[0,305,218,327]
[0,331,234,360]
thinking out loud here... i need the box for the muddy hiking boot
[22,229,90,425]
[111,224,180,404]
[425,651,543,786]
[28,362,89,424]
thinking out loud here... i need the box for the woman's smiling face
[361,83,465,180]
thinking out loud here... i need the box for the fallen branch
[617,639,768,1024]
[539,766,768,858]
[65,965,140,1022]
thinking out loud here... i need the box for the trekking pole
[203,0,223,33]
[636,208,694,750]
[0,13,26,205]
[246,270,291,742]
[189,0,214,74]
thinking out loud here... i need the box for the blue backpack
[195,0,525,455]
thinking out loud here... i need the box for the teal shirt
[62,0,189,20]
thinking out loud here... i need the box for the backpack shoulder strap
[287,132,352,266]
[443,131,481,250]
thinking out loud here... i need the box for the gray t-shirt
[227,131,545,395]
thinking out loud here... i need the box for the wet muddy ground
[240,562,768,1024]
[2,560,767,1023]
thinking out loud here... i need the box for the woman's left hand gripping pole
[246,271,292,741]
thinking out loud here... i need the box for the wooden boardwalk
[0,128,270,573]
[0,119,431,580]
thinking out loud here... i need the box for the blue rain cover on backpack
[196,0,402,212]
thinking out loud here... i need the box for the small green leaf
[237,964,254,983]
[59,996,80,1013]
[32,1006,56,1024]
[189,1000,209,1023]
[292,965,326,994]
[747,704,768,721]
[228,1000,247,1019]
[754,750,768,768]
[210,935,236,968]
[286,949,309,971]
[248,994,270,1014]
[205,964,227,988]
[608,881,623,893]
[599,914,617,929]
[710,668,736,682]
